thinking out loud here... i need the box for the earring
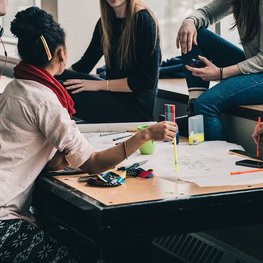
[59,61,66,70]
[60,60,66,67]
[58,61,66,74]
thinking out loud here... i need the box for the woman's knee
[197,27,210,38]
[194,95,220,116]
[181,28,210,63]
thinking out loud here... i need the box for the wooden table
[32,173,263,263]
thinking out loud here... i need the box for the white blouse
[0,79,94,221]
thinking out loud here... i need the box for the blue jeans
[182,28,263,140]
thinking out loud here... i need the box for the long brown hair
[231,0,260,44]
[99,0,159,69]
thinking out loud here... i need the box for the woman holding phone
[177,0,263,140]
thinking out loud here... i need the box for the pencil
[231,168,263,175]
[175,115,188,120]
[256,116,261,158]
[100,131,127,137]
[113,134,132,141]
[173,137,178,173]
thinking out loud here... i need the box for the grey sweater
[190,0,263,74]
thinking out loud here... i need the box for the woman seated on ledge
[57,0,161,123]
[0,7,176,262]
[177,0,263,141]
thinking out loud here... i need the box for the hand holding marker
[165,104,179,144]
[165,104,179,173]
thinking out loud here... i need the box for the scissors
[78,174,98,182]
[117,160,148,171]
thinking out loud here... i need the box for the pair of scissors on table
[117,160,148,171]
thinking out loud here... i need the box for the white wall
[57,0,100,67]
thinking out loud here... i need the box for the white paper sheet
[82,127,263,187]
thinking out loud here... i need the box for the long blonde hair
[99,0,159,69]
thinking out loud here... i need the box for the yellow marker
[173,137,178,173]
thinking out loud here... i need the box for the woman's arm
[44,149,69,171]
[185,55,242,81]
[190,0,232,29]
[126,10,161,93]
[177,0,232,53]
[80,121,177,173]
[64,11,160,94]
[38,94,177,173]
[64,77,132,94]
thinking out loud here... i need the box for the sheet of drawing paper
[82,127,263,187]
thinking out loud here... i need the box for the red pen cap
[164,104,175,113]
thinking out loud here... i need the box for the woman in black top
[60,0,161,123]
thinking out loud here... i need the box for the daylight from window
[146,0,209,59]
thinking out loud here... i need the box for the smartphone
[235,159,263,168]
[229,149,256,158]
[189,58,206,68]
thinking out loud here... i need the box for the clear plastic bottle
[188,115,204,145]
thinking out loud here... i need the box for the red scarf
[14,62,76,117]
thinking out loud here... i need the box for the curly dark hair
[11,6,65,67]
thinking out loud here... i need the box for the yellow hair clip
[40,35,52,61]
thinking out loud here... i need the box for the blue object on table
[176,131,180,145]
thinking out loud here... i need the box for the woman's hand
[185,55,221,81]
[176,19,198,54]
[64,79,103,94]
[146,121,178,141]
[252,123,263,146]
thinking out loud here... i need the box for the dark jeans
[56,69,152,123]
[182,28,263,140]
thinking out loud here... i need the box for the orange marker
[231,168,263,175]
[256,116,261,158]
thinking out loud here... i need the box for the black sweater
[72,9,161,120]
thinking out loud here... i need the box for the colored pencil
[256,116,261,158]
[231,168,263,175]
[173,137,178,173]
